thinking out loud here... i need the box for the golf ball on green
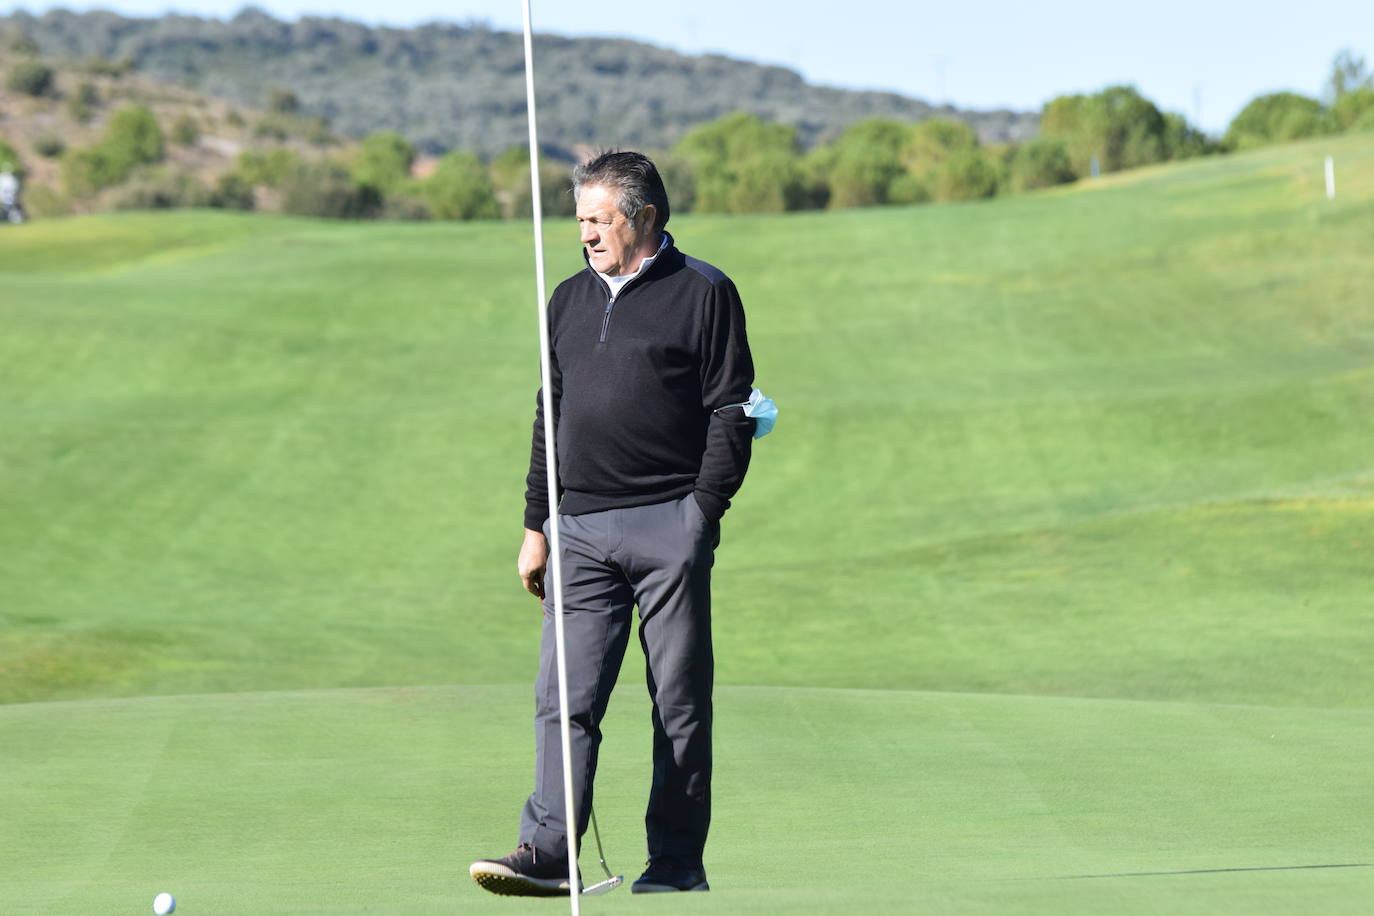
[153,892,176,914]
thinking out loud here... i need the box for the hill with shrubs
[2,25,1371,224]
[1,7,1037,156]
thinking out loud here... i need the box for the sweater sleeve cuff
[524,506,549,531]
[693,490,727,523]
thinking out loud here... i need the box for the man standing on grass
[470,151,757,896]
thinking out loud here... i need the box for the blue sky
[5,1,1371,133]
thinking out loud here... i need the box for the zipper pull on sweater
[598,299,614,343]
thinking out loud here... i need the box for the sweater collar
[586,232,674,298]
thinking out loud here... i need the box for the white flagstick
[520,2,582,910]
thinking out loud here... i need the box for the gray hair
[572,150,670,232]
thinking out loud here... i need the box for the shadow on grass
[1055,863,1372,879]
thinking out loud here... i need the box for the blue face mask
[718,388,778,439]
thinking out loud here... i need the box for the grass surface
[3,133,1374,912]
[4,686,1372,913]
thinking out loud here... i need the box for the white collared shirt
[597,233,668,300]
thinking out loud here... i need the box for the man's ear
[637,204,657,230]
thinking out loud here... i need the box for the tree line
[5,49,1371,222]
[1225,50,1374,147]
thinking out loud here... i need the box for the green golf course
[3,132,1373,912]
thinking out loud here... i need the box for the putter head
[581,875,623,896]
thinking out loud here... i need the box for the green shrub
[253,117,290,141]
[654,154,696,214]
[798,145,837,210]
[827,146,899,208]
[886,173,931,205]
[267,88,300,115]
[903,118,979,181]
[7,59,54,97]
[1041,86,1175,176]
[171,116,201,147]
[61,106,166,197]
[490,146,534,217]
[82,57,131,78]
[380,192,432,220]
[487,147,575,220]
[209,173,255,210]
[280,160,380,219]
[104,106,165,171]
[0,137,23,177]
[674,112,808,214]
[66,83,98,123]
[303,117,336,147]
[1330,88,1374,130]
[109,170,212,210]
[824,119,912,208]
[234,148,301,187]
[67,97,93,123]
[1224,92,1328,150]
[1161,112,1215,160]
[1009,137,1076,192]
[930,149,1001,202]
[62,146,120,196]
[21,182,68,218]
[536,159,576,217]
[726,150,808,213]
[423,151,499,220]
[34,135,65,158]
[352,131,415,194]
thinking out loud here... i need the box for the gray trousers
[520,493,719,867]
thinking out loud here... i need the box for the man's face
[576,184,657,277]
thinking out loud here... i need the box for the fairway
[3,132,1374,912]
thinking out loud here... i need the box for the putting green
[3,685,1370,913]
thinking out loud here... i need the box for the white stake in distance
[520,2,582,912]
[1325,155,1336,200]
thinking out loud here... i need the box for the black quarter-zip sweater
[524,233,755,529]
